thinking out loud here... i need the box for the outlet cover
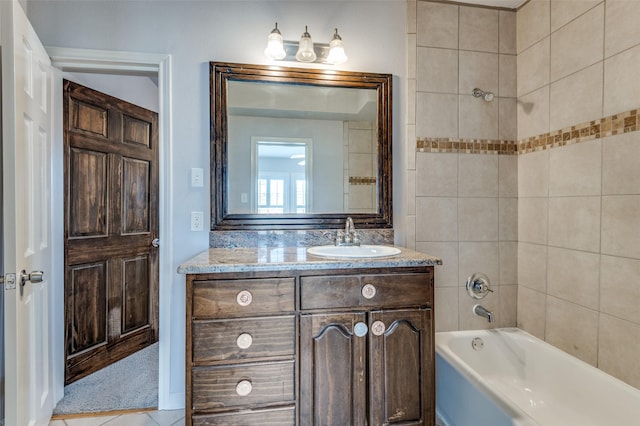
[191,211,204,231]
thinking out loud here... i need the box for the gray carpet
[53,343,158,414]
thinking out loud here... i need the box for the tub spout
[473,304,494,323]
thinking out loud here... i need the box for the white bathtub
[435,328,640,426]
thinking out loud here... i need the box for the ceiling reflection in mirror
[227,81,378,215]
[211,62,392,230]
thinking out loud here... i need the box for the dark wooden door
[369,309,434,425]
[63,80,159,384]
[299,312,367,426]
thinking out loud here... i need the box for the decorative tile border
[349,176,377,185]
[415,108,639,156]
[416,138,518,155]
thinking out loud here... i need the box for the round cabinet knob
[236,290,253,306]
[361,283,377,299]
[353,322,368,337]
[236,380,253,396]
[371,320,386,336]
[236,333,253,349]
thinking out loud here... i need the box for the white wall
[26,0,407,408]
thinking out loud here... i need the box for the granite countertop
[177,246,442,274]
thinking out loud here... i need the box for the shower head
[472,88,494,102]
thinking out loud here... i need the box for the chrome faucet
[473,304,494,323]
[336,217,360,246]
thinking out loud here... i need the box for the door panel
[299,312,367,426]
[64,80,158,384]
[369,309,434,426]
[2,0,55,423]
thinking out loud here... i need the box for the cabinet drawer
[300,273,432,310]
[192,406,295,425]
[192,315,295,363]
[192,278,295,318]
[191,361,295,411]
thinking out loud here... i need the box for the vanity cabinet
[185,266,434,426]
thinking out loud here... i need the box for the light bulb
[326,28,347,65]
[295,26,317,63]
[264,23,286,60]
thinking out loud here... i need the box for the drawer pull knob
[354,322,368,337]
[371,320,386,336]
[236,290,253,306]
[361,284,377,299]
[236,380,253,396]
[236,333,253,349]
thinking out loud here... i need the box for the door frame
[46,47,177,409]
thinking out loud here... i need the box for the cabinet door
[300,312,367,426]
[369,309,434,425]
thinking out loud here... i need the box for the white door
[2,0,54,424]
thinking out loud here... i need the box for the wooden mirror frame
[210,62,392,230]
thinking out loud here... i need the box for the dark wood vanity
[181,248,438,425]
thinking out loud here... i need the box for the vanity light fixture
[264,23,348,65]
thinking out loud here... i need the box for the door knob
[20,270,44,287]
[151,238,160,248]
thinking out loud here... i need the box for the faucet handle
[335,230,345,245]
[466,272,493,300]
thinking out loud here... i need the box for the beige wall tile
[517,286,546,339]
[547,247,600,309]
[500,241,518,284]
[459,286,500,329]
[459,242,500,287]
[604,44,640,116]
[518,38,550,97]
[459,51,500,96]
[550,63,603,132]
[417,1,458,49]
[599,314,640,389]
[349,153,374,176]
[459,95,499,140]
[605,0,640,58]
[416,152,458,197]
[458,154,499,197]
[602,195,640,259]
[416,241,459,287]
[519,149,549,197]
[435,287,459,331]
[499,54,517,98]
[407,0,417,35]
[407,34,417,80]
[548,138,602,196]
[407,170,416,215]
[517,0,551,54]
[499,98,518,141]
[407,79,416,125]
[548,196,601,252]
[518,197,549,245]
[417,47,459,93]
[349,129,375,153]
[550,3,604,82]
[518,86,550,139]
[602,132,640,195]
[499,155,518,198]
[499,11,517,54]
[416,197,458,242]
[601,255,640,324]
[459,6,499,53]
[416,92,458,138]
[545,296,598,365]
[407,124,416,170]
[551,0,602,32]
[459,198,499,242]
[500,284,518,327]
[499,197,518,241]
[518,242,548,292]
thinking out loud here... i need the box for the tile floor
[49,409,185,426]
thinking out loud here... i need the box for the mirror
[211,62,392,230]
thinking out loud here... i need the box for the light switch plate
[191,168,204,187]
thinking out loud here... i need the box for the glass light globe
[326,30,347,65]
[264,24,286,60]
[295,26,317,63]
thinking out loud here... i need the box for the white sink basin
[307,245,401,258]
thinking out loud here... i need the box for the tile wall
[407,0,518,331]
[516,0,640,389]
[344,121,378,213]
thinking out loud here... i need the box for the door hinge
[2,273,17,290]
